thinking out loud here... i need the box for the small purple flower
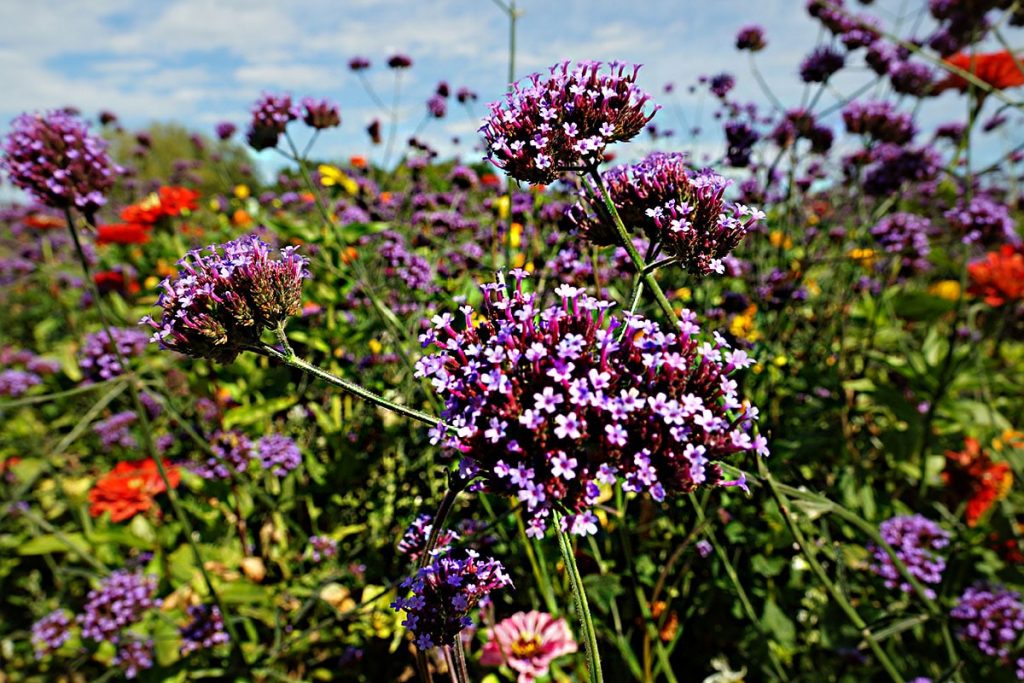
[427,94,447,119]
[192,430,254,479]
[246,93,299,151]
[387,54,413,69]
[93,411,138,449]
[842,100,916,144]
[180,604,230,656]
[456,87,478,104]
[708,73,736,98]
[696,539,713,558]
[255,434,301,476]
[78,328,149,382]
[390,550,512,649]
[1,110,119,214]
[77,570,159,642]
[301,97,341,130]
[889,61,935,96]
[114,638,154,679]
[724,120,760,168]
[870,212,934,276]
[141,234,310,363]
[944,195,1019,247]
[398,514,460,561]
[868,515,949,599]
[309,535,338,563]
[736,25,767,51]
[480,60,657,184]
[31,609,72,659]
[951,584,1024,662]
[799,46,845,83]
[0,369,41,397]
[349,56,371,71]
[215,122,237,140]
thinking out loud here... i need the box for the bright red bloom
[119,186,199,225]
[88,458,180,522]
[935,50,1024,93]
[22,213,64,231]
[968,244,1024,306]
[96,222,151,246]
[94,269,140,296]
[943,437,1013,527]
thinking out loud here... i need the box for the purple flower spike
[398,514,460,561]
[31,609,72,659]
[77,570,159,643]
[868,515,949,599]
[180,604,230,656]
[952,584,1024,663]
[301,97,341,130]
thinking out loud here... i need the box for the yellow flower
[928,280,961,301]
[848,248,876,269]
[769,231,793,249]
[512,252,527,268]
[508,222,523,249]
[805,278,821,297]
[234,184,250,200]
[143,276,160,290]
[675,287,692,301]
[318,164,359,194]
[494,195,510,220]
[772,355,788,367]
[728,305,761,342]
[368,339,383,354]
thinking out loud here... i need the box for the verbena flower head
[951,584,1024,661]
[870,212,934,276]
[79,327,149,382]
[113,638,154,679]
[387,53,413,69]
[800,46,845,83]
[142,234,310,363]
[568,152,763,276]
[944,195,1019,246]
[480,61,658,184]
[246,94,299,151]
[889,61,935,96]
[416,273,765,539]
[192,430,254,479]
[1,110,118,214]
[480,610,578,683]
[397,514,460,561]
[842,100,916,144]
[308,535,338,562]
[863,143,941,196]
[427,94,447,118]
[391,549,512,649]
[31,609,72,659]
[708,73,736,98]
[724,121,760,168]
[301,97,341,130]
[255,434,301,476]
[77,570,159,642]
[215,122,236,140]
[0,369,41,397]
[736,25,767,51]
[93,411,138,449]
[179,604,230,656]
[348,56,371,71]
[868,515,950,599]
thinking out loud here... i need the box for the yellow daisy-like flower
[318,164,359,194]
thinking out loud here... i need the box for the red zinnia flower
[935,50,1024,94]
[156,186,199,217]
[96,222,151,246]
[943,437,1014,527]
[968,244,1024,306]
[88,458,180,522]
[22,213,64,231]
[94,269,140,296]
[119,186,199,225]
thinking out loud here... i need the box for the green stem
[555,515,603,683]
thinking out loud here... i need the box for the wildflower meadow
[2,1,1024,681]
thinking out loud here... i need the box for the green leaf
[19,532,89,556]
[223,396,298,428]
[761,598,796,647]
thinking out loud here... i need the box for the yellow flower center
[511,633,542,658]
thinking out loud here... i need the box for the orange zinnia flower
[943,437,1014,527]
[935,50,1024,93]
[968,244,1024,306]
[88,458,181,522]
[96,222,151,246]
[22,213,64,230]
[156,186,199,216]
[119,186,200,225]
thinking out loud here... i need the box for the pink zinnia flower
[480,611,577,682]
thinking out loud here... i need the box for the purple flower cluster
[862,144,941,196]
[215,122,236,140]
[246,94,299,151]
[387,53,413,69]
[944,195,1019,247]
[480,61,657,184]
[889,61,935,97]
[113,638,154,679]
[568,152,763,276]
[193,430,254,479]
[397,514,460,561]
[93,411,138,449]
[708,73,736,98]
[842,101,916,144]
[308,535,338,562]
[78,327,149,382]
[77,570,159,642]
[799,46,845,83]
[179,604,230,656]
[870,212,934,276]
[868,515,949,599]
[142,234,310,363]
[724,121,760,168]
[255,434,301,476]
[301,97,341,130]
[417,273,765,538]
[391,549,512,649]
[736,25,767,51]
[0,369,41,397]
[1,111,118,214]
[31,609,72,659]
[951,584,1024,662]
[427,94,447,119]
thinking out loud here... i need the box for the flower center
[511,633,542,658]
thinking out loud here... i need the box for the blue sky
[0,0,1019,183]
